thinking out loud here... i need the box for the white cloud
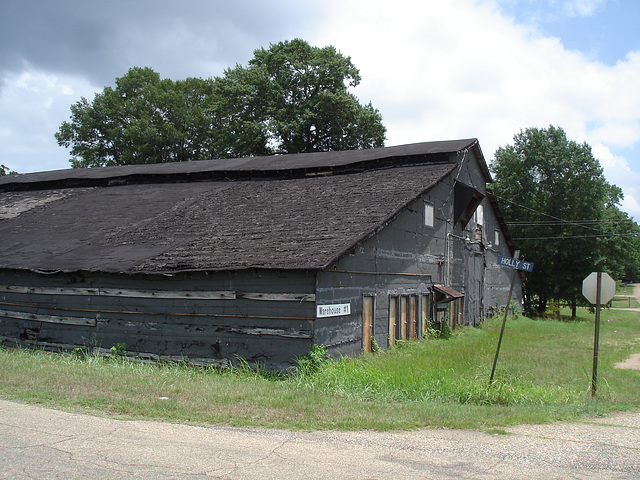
[1,0,639,220]
[589,122,640,149]
[311,0,640,219]
[0,69,97,172]
[313,0,533,144]
[492,0,608,20]
[561,0,608,17]
[591,143,640,216]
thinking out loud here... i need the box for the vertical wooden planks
[388,296,397,346]
[362,295,374,352]
[409,295,417,339]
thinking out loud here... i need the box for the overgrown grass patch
[611,296,640,308]
[297,317,589,407]
[1,307,639,430]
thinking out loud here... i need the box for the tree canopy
[56,39,386,168]
[0,164,17,176]
[490,125,640,315]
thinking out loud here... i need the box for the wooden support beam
[237,292,315,302]
[0,285,235,300]
[0,285,315,302]
[227,327,312,339]
[0,309,96,326]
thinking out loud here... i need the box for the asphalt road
[1,399,639,479]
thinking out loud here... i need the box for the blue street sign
[497,255,534,272]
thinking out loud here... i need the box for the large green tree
[216,39,386,155]
[600,184,640,283]
[56,40,386,167]
[56,67,217,167]
[490,125,640,315]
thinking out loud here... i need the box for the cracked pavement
[0,399,639,479]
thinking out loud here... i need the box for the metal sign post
[591,272,602,397]
[489,250,533,385]
[582,271,616,396]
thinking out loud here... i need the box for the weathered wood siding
[0,269,316,370]
[315,182,443,357]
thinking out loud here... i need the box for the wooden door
[409,295,418,339]
[400,296,407,340]
[388,296,397,346]
[362,295,375,352]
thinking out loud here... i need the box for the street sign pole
[582,271,615,397]
[489,250,520,385]
[591,272,602,396]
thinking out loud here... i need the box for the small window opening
[474,204,484,227]
[424,202,434,227]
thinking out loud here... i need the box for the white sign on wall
[316,303,351,318]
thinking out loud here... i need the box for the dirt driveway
[1,398,639,479]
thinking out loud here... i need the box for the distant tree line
[490,126,640,316]
[55,39,386,168]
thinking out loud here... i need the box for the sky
[1,0,639,219]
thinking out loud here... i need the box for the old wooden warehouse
[0,139,522,369]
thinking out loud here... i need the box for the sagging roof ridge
[0,138,479,192]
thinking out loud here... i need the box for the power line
[512,232,638,240]
[493,194,606,233]
[496,194,640,240]
[507,219,631,225]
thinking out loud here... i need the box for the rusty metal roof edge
[433,284,465,298]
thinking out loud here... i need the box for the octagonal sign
[582,272,616,305]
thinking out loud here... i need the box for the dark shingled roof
[0,140,480,274]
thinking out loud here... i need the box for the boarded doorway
[362,295,375,352]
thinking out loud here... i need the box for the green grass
[1,307,639,431]
[611,296,640,308]
[613,283,640,308]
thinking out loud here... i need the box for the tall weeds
[1,307,638,430]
